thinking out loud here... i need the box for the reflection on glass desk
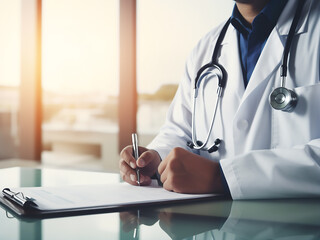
[0,167,320,240]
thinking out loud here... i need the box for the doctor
[119,0,320,199]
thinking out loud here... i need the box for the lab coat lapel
[238,0,309,108]
[277,0,310,37]
[241,28,283,102]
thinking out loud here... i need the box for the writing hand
[119,146,161,186]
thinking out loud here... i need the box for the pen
[132,133,140,186]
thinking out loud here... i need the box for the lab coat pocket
[274,83,320,148]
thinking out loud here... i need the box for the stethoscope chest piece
[269,87,298,112]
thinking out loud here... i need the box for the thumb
[137,149,159,168]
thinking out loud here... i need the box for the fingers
[157,148,188,193]
[120,145,151,169]
[120,145,137,169]
[119,146,156,186]
[119,166,152,186]
[137,149,158,169]
[119,162,139,186]
[158,162,166,183]
[157,156,166,175]
[161,169,175,192]
[120,146,139,185]
[120,161,151,186]
[158,150,169,186]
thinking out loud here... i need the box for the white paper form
[7,180,219,211]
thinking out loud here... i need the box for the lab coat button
[237,120,249,130]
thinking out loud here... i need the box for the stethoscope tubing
[191,85,222,150]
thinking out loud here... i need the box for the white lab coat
[147,0,320,199]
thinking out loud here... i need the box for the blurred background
[0,0,233,172]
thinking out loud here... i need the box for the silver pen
[132,133,140,186]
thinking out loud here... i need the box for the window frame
[19,0,42,161]
[119,0,137,151]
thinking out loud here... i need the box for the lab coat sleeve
[146,53,198,160]
[220,139,320,199]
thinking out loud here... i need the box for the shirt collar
[231,0,288,34]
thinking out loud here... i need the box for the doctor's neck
[235,0,270,24]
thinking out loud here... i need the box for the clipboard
[0,181,223,218]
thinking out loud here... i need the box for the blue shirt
[230,0,288,87]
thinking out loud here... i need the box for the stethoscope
[187,0,305,153]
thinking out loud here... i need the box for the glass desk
[0,167,320,240]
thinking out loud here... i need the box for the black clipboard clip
[2,188,37,209]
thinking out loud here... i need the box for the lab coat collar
[276,0,311,37]
[238,0,311,105]
[221,0,311,45]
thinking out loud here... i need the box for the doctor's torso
[186,0,320,161]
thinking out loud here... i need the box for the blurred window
[42,0,119,170]
[0,0,21,159]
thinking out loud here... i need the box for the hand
[119,146,161,186]
[158,147,224,194]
